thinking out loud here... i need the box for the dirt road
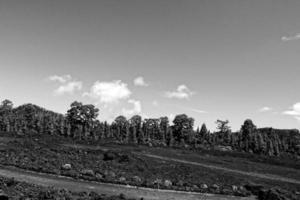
[139,153,300,185]
[0,166,254,200]
[63,143,300,185]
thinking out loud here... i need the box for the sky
[0,0,300,131]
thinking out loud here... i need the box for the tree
[159,117,169,144]
[215,119,231,133]
[130,115,142,144]
[66,101,99,139]
[0,99,13,132]
[173,114,194,144]
[240,119,257,152]
[113,115,128,142]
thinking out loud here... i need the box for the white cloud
[122,99,142,117]
[283,102,300,121]
[281,33,300,42]
[134,76,149,87]
[54,81,82,95]
[259,106,272,112]
[165,85,195,99]
[48,75,82,95]
[48,75,72,83]
[84,80,131,104]
[188,108,207,114]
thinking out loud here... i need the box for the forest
[0,99,299,157]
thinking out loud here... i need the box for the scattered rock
[132,176,142,183]
[211,184,220,190]
[81,169,95,177]
[232,185,238,191]
[61,164,71,170]
[215,145,232,152]
[119,177,126,182]
[95,173,103,180]
[192,185,199,191]
[200,183,208,189]
[164,180,172,187]
[177,180,184,187]
[258,188,298,200]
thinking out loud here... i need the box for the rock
[61,164,71,170]
[164,180,172,187]
[103,151,116,161]
[200,184,208,189]
[119,177,126,182]
[177,180,184,187]
[95,173,103,180]
[0,193,8,200]
[132,176,142,183]
[211,184,220,190]
[232,185,238,191]
[215,145,233,152]
[192,185,199,191]
[81,169,95,176]
[108,171,116,178]
[185,186,191,191]
[258,188,297,200]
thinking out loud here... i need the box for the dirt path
[0,166,254,200]
[63,143,300,185]
[138,153,300,185]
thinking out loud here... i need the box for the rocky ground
[0,176,137,200]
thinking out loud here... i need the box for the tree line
[0,99,299,156]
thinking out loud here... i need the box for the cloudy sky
[0,0,300,131]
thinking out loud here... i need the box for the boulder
[109,171,116,178]
[132,176,142,183]
[211,184,220,190]
[232,185,238,192]
[61,164,71,170]
[95,173,103,180]
[176,180,184,187]
[164,180,172,187]
[119,177,126,182]
[81,169,95,177]
[200,184,208,189]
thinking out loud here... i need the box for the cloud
[84,80,131,104]
[188,108,207,114]
[122,99,142,117]
[48,75,82,95]
[134,76,149,87]
[259,106,272,112]
[281,33,300,42]
[283,102,300,121]
[165,85,195,99]
[48,75,72,83]
[54,81,82,95]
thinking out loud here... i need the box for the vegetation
[0,99,299,157]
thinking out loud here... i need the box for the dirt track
[63,143,300,185]
[138,153,300,185]
[0,166,254,200]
